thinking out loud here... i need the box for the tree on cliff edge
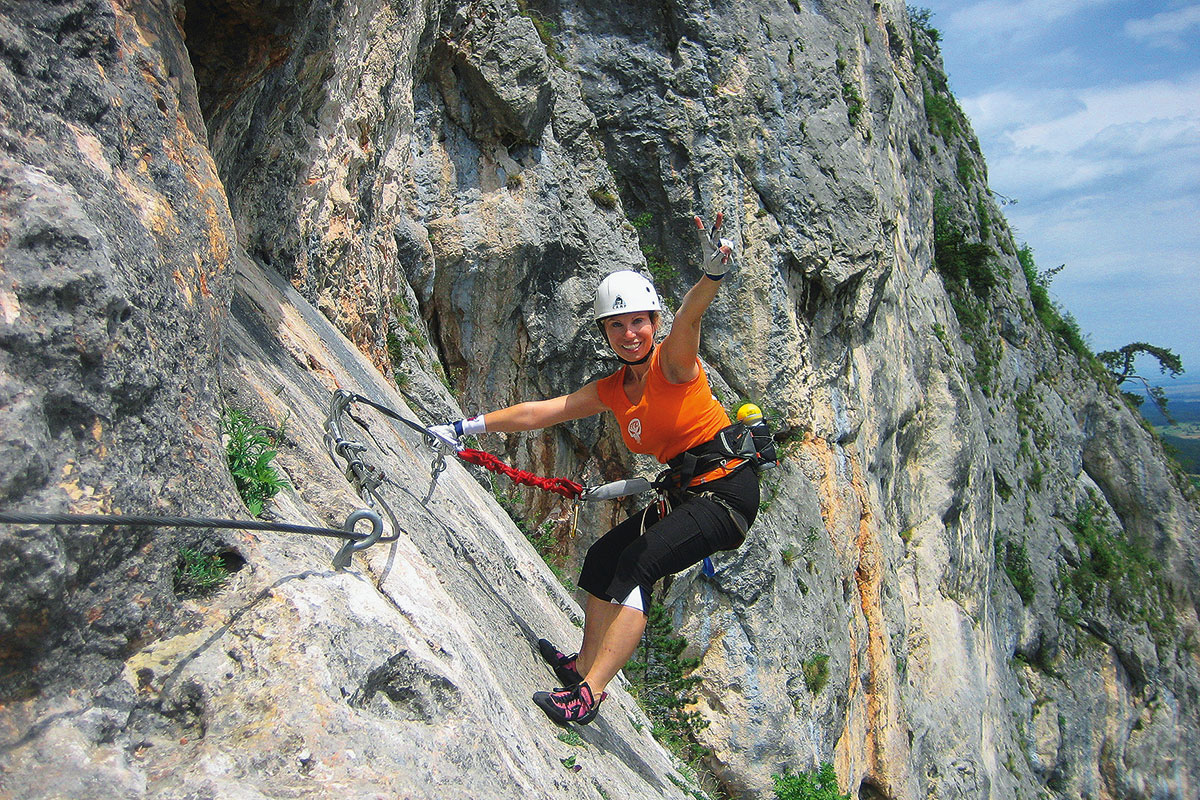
[1098,342,1185,421]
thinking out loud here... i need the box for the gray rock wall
[0,0,237,700]
[2,1,1198,799]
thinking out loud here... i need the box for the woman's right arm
[480,381,606,433]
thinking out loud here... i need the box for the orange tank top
[595,347,732,464]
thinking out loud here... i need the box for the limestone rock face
[2,1,1198,800]
[436,2,554,144]
[0,0,235,700]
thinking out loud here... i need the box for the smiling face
[601,311,658,362]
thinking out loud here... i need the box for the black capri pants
[578,465,759,613]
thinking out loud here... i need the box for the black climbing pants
[578,465,759,614]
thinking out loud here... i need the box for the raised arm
[658,213,733,384]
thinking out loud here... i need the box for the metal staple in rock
[0,509,385,568]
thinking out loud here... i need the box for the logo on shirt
[627,417,642,443]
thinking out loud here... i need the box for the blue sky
[913,1,1199,396]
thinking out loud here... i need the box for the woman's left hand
[695,213,734,279]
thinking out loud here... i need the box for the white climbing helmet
[593,270,663,321]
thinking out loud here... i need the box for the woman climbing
[431,213,759,726]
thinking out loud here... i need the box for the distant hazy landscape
[1141,388,1200,477]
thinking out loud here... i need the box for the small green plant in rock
[842,83,864,126]
[932,195,1008,393]
[174,547,229,596]
[976,198,992,241]
[1064,493,1179,652]
[589,187,618,208]
[1018,244,1095,362]
[222,407,288,517]
[390,294,430,351]
[801,653,830,695]
[932,322,951,353]
[772,762,849,800]
[994,470,1013,502]
[909,6,939,41]
[759,476,782,514]
[491,479,572,587]
[934,195,995,301]
[386,331,406,365]
[646,252,679,288]
[629,211,680,305]
[923,89,960,141]
[996,536,1035,605]
[956,147,976,186]
[631,211,654,230]
[516,0,565,67]
[970,335,1001,397]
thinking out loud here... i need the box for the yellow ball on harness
[736,403,763,423]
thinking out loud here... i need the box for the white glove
[695,212,734,279]
[428,415,486,451]
[427,423,462,451]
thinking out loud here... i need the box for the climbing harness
[639,407,778,580]
[651,419,777,496]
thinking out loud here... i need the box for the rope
[457,448,583,500]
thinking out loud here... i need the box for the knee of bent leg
[612,546,655,590]
[582,539,613,575]
[580,538,623,587]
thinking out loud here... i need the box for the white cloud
[959,88,1080,139]
[1007,74,1200,154]
[942,0,1119,42]
[987,150,1112,195]
[1125,4,1200,49]
[959,74,1200,202]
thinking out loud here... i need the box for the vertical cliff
[2,1,1197,799]
[0,0,236,699]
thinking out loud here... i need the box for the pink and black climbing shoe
[533,681,604,725]
[537,638,583,687]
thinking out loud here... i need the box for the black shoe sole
[533,691,599,726]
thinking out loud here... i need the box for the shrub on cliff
[772,762,850,800]
[221,407,288,517]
